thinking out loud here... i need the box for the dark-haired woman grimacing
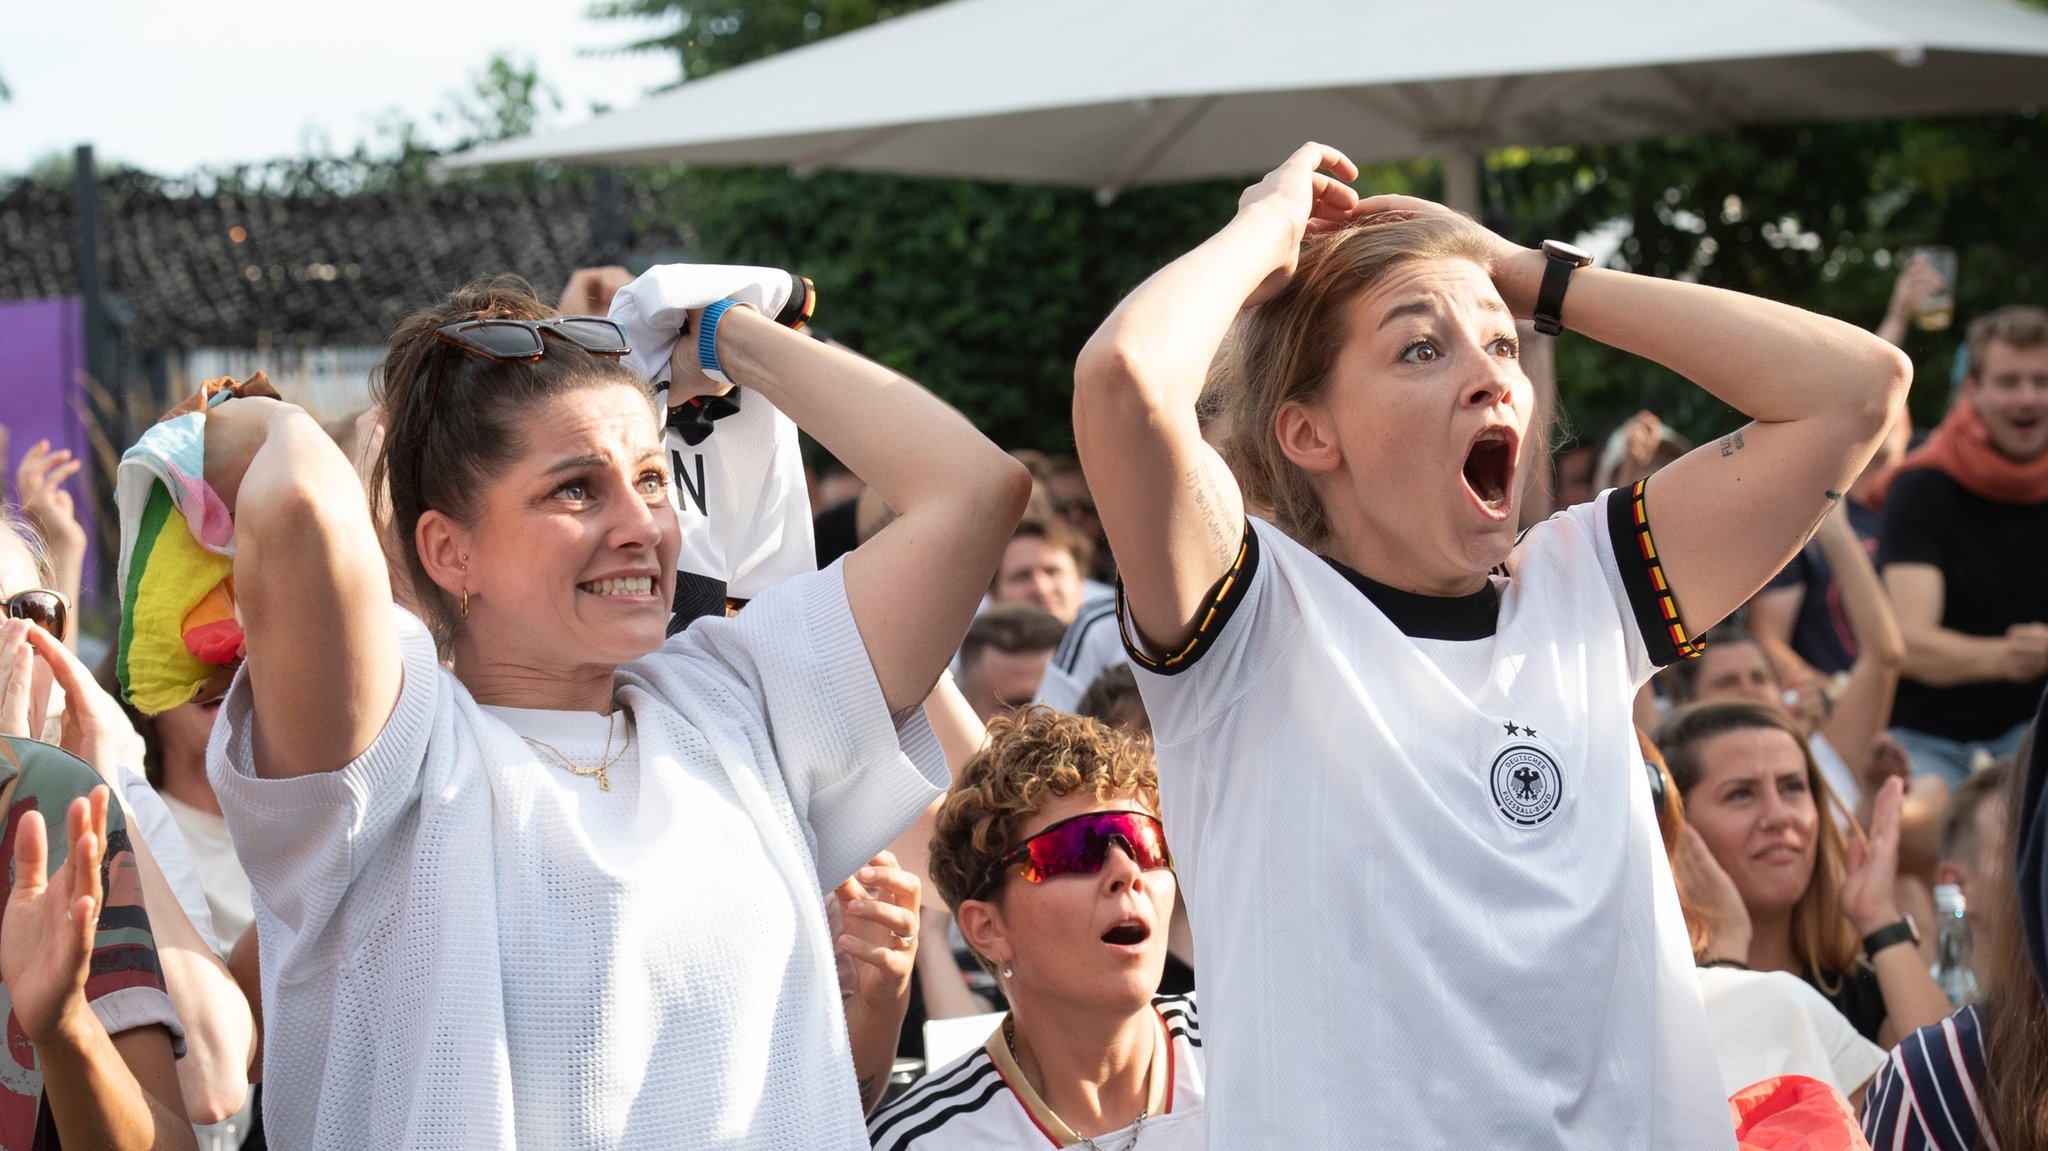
[199,274,1030,1149]
[1072,142,1910,1147]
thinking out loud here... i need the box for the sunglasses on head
[414,316,636,497]
[4,588,69,641]
[434,315,633,362]
[972,809,1173,900]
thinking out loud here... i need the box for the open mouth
[1101,920,1151,947]
[1461,427,1516,513]
[578,576,655,597]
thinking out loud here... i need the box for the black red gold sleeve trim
[1117,522,1260,676]
[1607,479,1706,667]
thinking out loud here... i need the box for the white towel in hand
[607,264,800,387]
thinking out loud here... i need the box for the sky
[0,0,682,177]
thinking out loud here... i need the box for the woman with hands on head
[1072,142,1910,1146]
[1658,701,1951,1048]
[200,273,1029,1150]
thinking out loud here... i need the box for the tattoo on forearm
[1186,465,1233,555]
[1718,429,1747,458]
[1802,489,1844,543]
[858,1074,879,1103]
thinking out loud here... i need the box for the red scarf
[1873,393,2048,506]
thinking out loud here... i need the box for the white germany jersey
[662,386,817,627]
[1123,486,1732,1149]
[869,995,1205,1151]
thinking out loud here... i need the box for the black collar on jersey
[1321,557,1501,641]
[665,390,741,445]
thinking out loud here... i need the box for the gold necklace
[1003,1017,1153,1151]
[520,709,630,792]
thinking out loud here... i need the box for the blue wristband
[697,298,744,385]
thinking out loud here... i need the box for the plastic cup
[1901,245,1957,331]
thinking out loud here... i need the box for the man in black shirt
[1881,306,2048,785]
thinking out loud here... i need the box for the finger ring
[893,930,917,950]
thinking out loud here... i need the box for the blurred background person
[1646,732,1885,1103]
[1660,701,1951,1046]
[1879,305,2048,785]
[1046,457,1111,585]
[10,437,87,653]
[991,516,1105,627]
[1592,408,1692,493]
[958,605,1066,723]
[1935,758,2011,955]
[1861,718,2048,1151]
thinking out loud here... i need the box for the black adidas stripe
[867,1057,1001,1147]
[1055,600,1118,672]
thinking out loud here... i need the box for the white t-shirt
[1695,966,1885,1097]
[1124,491,1734,1149]
[160,794,255,950]
[664,385,816,617]
[210,563,945,1150]
[869,995,1205,1151]
[114,761,222,957]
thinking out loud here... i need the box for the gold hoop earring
[461,591,470,618]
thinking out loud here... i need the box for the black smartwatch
[1532,239,1593,336]
[1861,917,1920,959]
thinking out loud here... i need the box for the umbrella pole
[1441,147,1483,218]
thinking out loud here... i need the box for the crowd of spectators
[0,142,2043,1150]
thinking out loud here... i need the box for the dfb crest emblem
[1490,743,1563,828]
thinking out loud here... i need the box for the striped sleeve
[867,1049,1006,1150]
[1860,1006,1994,1151]
[1156,992,1202,1050]
[1117,523,1260,675]
[1603,479,1707,666]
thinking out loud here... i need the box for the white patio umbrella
[446,0,2048,212]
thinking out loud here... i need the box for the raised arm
[3,789,197,1151]
[1811,506,1904,774]
[203,398,402,778]
[1478,229,1911,633]
[698,309,1030,712]
[1074,144,1360,649]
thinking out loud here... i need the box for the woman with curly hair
[869,706,1204,1151]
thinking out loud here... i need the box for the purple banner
[0,296,101,610]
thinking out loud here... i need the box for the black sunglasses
[433,316,632,362]
[413,316,635,499]
[4,588,69,641]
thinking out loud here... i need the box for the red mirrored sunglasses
[4,588,69,641]
[973,809,1173,899]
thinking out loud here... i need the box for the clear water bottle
[1932,883,1978,1006]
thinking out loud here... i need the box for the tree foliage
[587,1,2048,453]
[589,0,949,82]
